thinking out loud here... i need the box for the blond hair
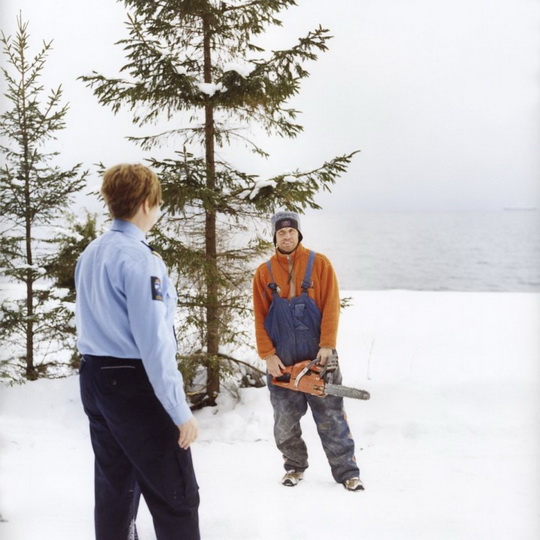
[101,164,162,219]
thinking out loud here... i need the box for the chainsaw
[271,357,370,400]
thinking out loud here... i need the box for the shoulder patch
[151,276,164,301]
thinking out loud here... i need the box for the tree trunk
[22,78,36,380]
[202,14,220,404]
[24,183,36,380]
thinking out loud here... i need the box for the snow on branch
[222,61,254,78]
[196,82,225,96]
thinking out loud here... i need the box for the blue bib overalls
[264,251,359,483]
[264,250,321,366]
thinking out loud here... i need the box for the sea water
[300,210,540,292]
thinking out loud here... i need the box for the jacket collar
[274,242,307,261]
[110,218,146,242]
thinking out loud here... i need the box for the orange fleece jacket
[252,244,340,359]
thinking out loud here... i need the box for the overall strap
[301,251,316,293]
[266,260,278,293]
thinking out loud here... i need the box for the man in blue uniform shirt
[75,163,200,540]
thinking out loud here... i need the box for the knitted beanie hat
[271,211,303,244]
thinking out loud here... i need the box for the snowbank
[1,291,539,539]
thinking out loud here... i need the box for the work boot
[343,477,364,491]
[281,470,303,487]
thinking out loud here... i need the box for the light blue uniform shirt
[75,219,192,425]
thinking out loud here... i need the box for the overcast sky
[1,0,539,212]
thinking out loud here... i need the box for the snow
[282,175,297,183]
[1,290,539,539]
[223,62,253,78]
[11,263,46,274]
[196,82,225,97]
[239,179,279,200]
[171,64,188,76]
[53,227,85,242]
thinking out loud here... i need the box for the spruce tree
[0,14,88,381]
[42,212,102,369]
[81,0,357,405]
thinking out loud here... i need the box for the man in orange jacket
[253,211,363,491]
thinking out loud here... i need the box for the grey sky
[2,0,539,212]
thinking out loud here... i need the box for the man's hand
[317,347,334,366]
[178,416,199,450]
[264,354,286,377]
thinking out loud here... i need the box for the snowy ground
[1,290,539,539]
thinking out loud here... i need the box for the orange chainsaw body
[271,360,327,397]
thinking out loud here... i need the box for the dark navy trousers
[79,355,200,540]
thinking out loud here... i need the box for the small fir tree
[42,212,102,369]
[0,14,88,381]
[81,0,358,405]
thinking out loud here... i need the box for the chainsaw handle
[273,372,291,384]
[271,360,318,383]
